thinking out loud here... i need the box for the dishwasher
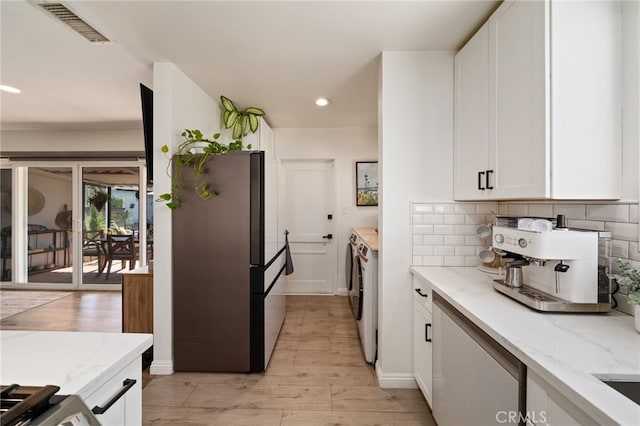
[432,293,527,426]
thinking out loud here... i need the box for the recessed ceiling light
[315,98,330,107]
[0,84,21,94]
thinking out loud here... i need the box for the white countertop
[1,331,152,398]
[410,266,640,426]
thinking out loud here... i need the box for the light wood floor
[1,292,436,425]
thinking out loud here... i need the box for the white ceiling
[0,0,500,131]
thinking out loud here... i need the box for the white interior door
[280,159,334,294]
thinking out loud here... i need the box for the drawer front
[83,358,142,426]
[413,277,433,313]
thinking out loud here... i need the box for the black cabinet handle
[92,378,137,415]
[322,234,333,240]
[486,170,494,190]
[478,171,485,190]
[425,323,432,342]
[414,288,429,298]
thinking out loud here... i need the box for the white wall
[377,51,454,388]
[274,127,378,294]
[622,0,639,202]
[0,129,143,152]
[151,62,221,375]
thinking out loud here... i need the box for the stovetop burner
[1,384,62,426]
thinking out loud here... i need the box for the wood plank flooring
[143,295,436,425]
[1,292,436,425]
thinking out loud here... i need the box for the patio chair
[105,234,137,279]
[82,230,105,275]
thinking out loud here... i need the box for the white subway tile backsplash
[434,204,455,214]
[629,242,640,262]
[465,214,487,225]
[423,215,445,225]
[553,204,586,220]
[527,204,554,218]
[466,256,481,266]
[444,256,466,266]
[414,246,434,256]
[605,222,638,242]
[476,203,498,214]
[422,256,444,266]
[567,219,605,231]
[611,239,629,259]
[506,204,529,216]
[466,236,486,246]
[413,204,433,213]
[456,246,476,256]
[434,246,455,256]
[423,235,445,245]
[455,203,477,215]
[587,204,629,222]
[445,235,466,245]
[434,225,455,235]
[413,225,434,235]
[410,202,639,280]
[455,225,476,235]
[630,204,639,223]
[445,214,466,225]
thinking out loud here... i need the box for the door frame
[278,157,337,294]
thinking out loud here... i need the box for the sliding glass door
[0,161,150,289]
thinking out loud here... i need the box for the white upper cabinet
[454,0,622,201]
[454,23,490,200]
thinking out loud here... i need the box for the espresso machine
[491,216,612,312]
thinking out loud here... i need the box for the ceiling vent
[37,2,110,44]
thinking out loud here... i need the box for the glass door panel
[1,169,12,282]
[82,167,140,285]
[26,167,73,284]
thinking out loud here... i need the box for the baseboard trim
[375,361,418,389]
[150,359,174,375]
[334,289,349,296]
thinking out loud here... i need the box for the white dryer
[355,241,378,364]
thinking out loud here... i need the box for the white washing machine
[355,241,378,364]
[346,231,361,318]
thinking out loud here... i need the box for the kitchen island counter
[411,266,640,426]
[1,330,152,424]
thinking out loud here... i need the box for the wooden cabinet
[122,266,153,334]
[412,277,433,406]
[454,0,622,201]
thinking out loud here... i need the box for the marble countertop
[1,331,152,398]
[410,266,640,426]
[354,227,378,252]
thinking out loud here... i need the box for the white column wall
[150,62,221,375]
[274,127,378,294]
[377,51,454,387]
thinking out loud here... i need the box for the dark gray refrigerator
[172,151,287,372]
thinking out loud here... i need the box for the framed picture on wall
[356,161,378,206]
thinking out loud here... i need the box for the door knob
[322,234,333,240]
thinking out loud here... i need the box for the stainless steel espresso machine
[491,216,612,312]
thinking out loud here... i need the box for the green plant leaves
[248,114,259,133]
[220,96,236,112]
[224,110,238,129]
[244,107,265,116]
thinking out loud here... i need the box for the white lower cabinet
[412,277,433,406]
[527,371,598,426]
[83,357,142,426]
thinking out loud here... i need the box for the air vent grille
[38,3,110,43]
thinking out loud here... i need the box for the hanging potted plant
[609,258,640,333]
[157,96,265,210]
[88,188,109,211]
